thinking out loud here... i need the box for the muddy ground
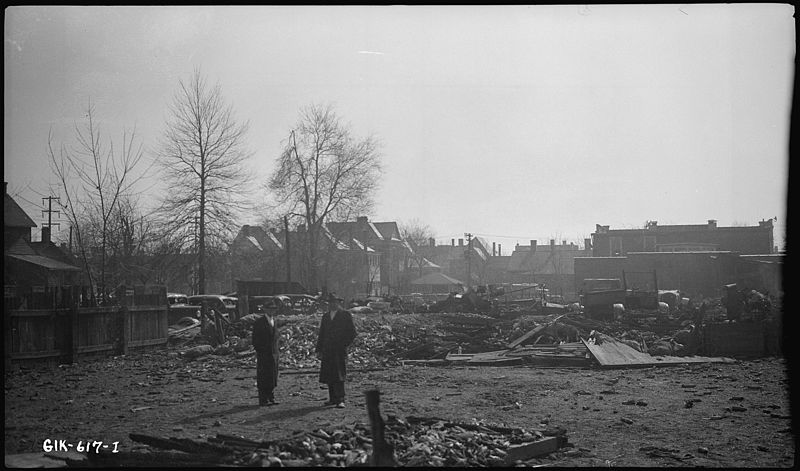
[4,345,795,467]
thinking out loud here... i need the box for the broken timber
[582,337,736,368]
[506,314,567,349]
[365,389,397,467]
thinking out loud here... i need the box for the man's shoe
[269,399,279,405]
[335,402,345,408]
[323,400,336,406]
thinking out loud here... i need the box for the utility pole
[284,215,291,283]
[465,233,472,289]
[41,195,61,238]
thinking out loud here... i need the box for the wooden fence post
[121,306,130,355]
[365,389,396,466]
[71,305,80,363]
[4,309,12,370]
[64,304,77,364]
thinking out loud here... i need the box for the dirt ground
[4,344,795,467]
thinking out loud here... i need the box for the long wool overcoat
[252,314,280,391]
[316,309,357,384]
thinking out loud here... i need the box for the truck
[580,278,626,319]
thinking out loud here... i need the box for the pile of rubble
[69,415,569,467]
[172,291,780,368]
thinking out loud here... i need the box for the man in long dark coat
[252,309,280,406]
[316,293,356,408]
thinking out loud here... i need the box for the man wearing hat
[252,306,280,406]
[316,293,356,408]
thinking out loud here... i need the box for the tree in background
[398,218,435,248]
[157,69,252,294]
[399,218,436,281]
[47,101,149,304]
[268,103,382,292]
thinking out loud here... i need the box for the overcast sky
[4,5,792,252]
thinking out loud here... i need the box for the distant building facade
[591,219,775,257]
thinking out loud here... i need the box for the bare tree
[47,101,148,304]
[269,103,382,291]
[398,218,435,248]
[157,68,252,294]
[105,195,156,286]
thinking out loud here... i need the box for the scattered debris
[77,414,569,467]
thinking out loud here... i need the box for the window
[644,236,656,251]
[610,237,623,256]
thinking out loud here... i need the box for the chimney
[550,239,555,248]
[530,240,537,254]
[42,226,51,243]
[584,238,592,250]
[451,239,455,246]
[458,238,464,246]
[429,237,436,247]
[707,219,717,229]
[562,240,567,246]
[357,216,368,224]
[492,242,496,256]
[498,244,502,256]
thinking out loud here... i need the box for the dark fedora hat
[326,293,344,303]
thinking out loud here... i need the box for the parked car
[280,294,318,314]
[167,293,189,306]
[248,295,293,316]
[186,295,236,320]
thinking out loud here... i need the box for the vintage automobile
[248,295,293,316]
[167,293,189,306]
[280,294,318,314]
[186,295,237,320]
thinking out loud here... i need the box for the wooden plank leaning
[506,314,567,350]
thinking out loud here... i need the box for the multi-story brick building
[591,219,775,257]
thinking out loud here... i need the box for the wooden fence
[4,305,168,367]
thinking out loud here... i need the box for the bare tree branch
[268,103,382,291]
[156,68,253,294]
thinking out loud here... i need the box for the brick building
[591,219,775,257]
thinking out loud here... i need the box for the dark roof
[4,192,36,228]
[372,222,401,241]
[6,254,82,271]
[232,225,283,252]
[5,236,37,255]
[30,241,79,266]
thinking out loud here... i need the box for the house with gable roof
[4,182,82,309]
[327,216,416,296]
[229,220,384,300]
[229,224,287,282]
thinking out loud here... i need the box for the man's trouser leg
[331,380,345,403]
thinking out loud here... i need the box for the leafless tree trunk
[269,103,382,292]
[47,101,148,304]
[157,68,252,294]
